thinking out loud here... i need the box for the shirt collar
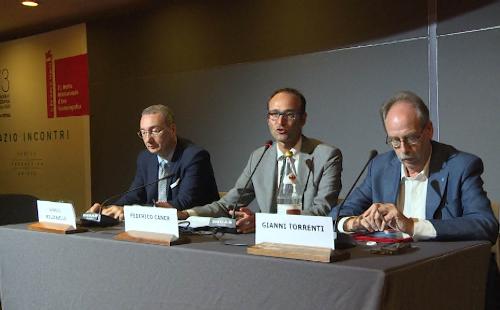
[157,148,175,164]
[400,148,432,181]
[276,136,302,161]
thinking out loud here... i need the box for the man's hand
[344,203,414,235]
[177,211,189,220]
[102,206,125,221]
[87,203,124,221]
[88,203,102,213]
[344,203,386,232]
[361,203,388,231]
[229,207,255,234]
[376,204,414,235]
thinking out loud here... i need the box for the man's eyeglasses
[137,128,165,139]
[386,129,425,148]
[267,110,302,121]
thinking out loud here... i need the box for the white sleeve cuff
[337,216,355,234]
[412,219,437,241]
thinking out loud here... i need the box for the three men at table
[93,88,498,245]
[333,90,498,243]
[93,89,497,308]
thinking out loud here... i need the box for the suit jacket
[334,141,499,243]
[191,136,342,217]
[114,137,219,210]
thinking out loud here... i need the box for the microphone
[332,150,378,235]
[80,173,173,227]
[209,140,273,234]
[232,140,273,217]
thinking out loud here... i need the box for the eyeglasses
[137,128,165,139]
[267,110,302,121]
[386,128,425,148]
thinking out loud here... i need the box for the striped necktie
[158,161,169,202]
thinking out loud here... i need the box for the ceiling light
[21,0,39,7]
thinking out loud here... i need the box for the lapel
[246,143,278,212]
[425,143,449,219]
[386,155,402,204]
[260,144,278,212]
[168,141,182,178]
[165,139,184,199]
[297,136,314,196]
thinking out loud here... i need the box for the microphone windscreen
[264,140,273,148]
[369,149,378,160]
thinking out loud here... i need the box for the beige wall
[0,24,91,214]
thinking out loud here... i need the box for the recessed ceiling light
[21,0,39,7]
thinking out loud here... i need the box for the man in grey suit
[178,87,342,233]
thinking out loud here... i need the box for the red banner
[54,54,89,117]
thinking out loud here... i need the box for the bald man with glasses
[332,90,499,310]
[333,91,498,243]
[88,104,219,220]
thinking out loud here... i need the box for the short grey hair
[142,105,175,126]
[380,91,429,130]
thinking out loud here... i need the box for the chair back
[0,194,38,225]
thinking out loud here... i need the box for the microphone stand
[80,173,173,227]
[231,141,273,219]
[209,141,273,235]
[332,150,378,244]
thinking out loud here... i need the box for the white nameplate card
[181,216,211,229]
[255,213,335,249]
[124,206,179,238]
[37,200,77,229]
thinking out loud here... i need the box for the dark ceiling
[1,0,497,43]
[0,0,158,41]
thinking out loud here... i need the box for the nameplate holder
[28,200,87,234]
[114,206,185,246]
[247,213,349,262]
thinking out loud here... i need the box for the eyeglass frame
[385,126,427,148]
[267,110,303,121]
[137,127,166,139]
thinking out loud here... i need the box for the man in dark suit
[89,105,219,220]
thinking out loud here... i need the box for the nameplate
[124,206,179,238]
[255,213,335,249]
[37,200,77,229]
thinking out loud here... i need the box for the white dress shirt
[276,137,302,187]
[338,152,437,240]
[398,156,436,240]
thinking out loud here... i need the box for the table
[0,224,491,310]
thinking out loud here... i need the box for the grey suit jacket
[190,136,342,217]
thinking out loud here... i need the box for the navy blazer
[333,141,498,243]
[115,138,219,210]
